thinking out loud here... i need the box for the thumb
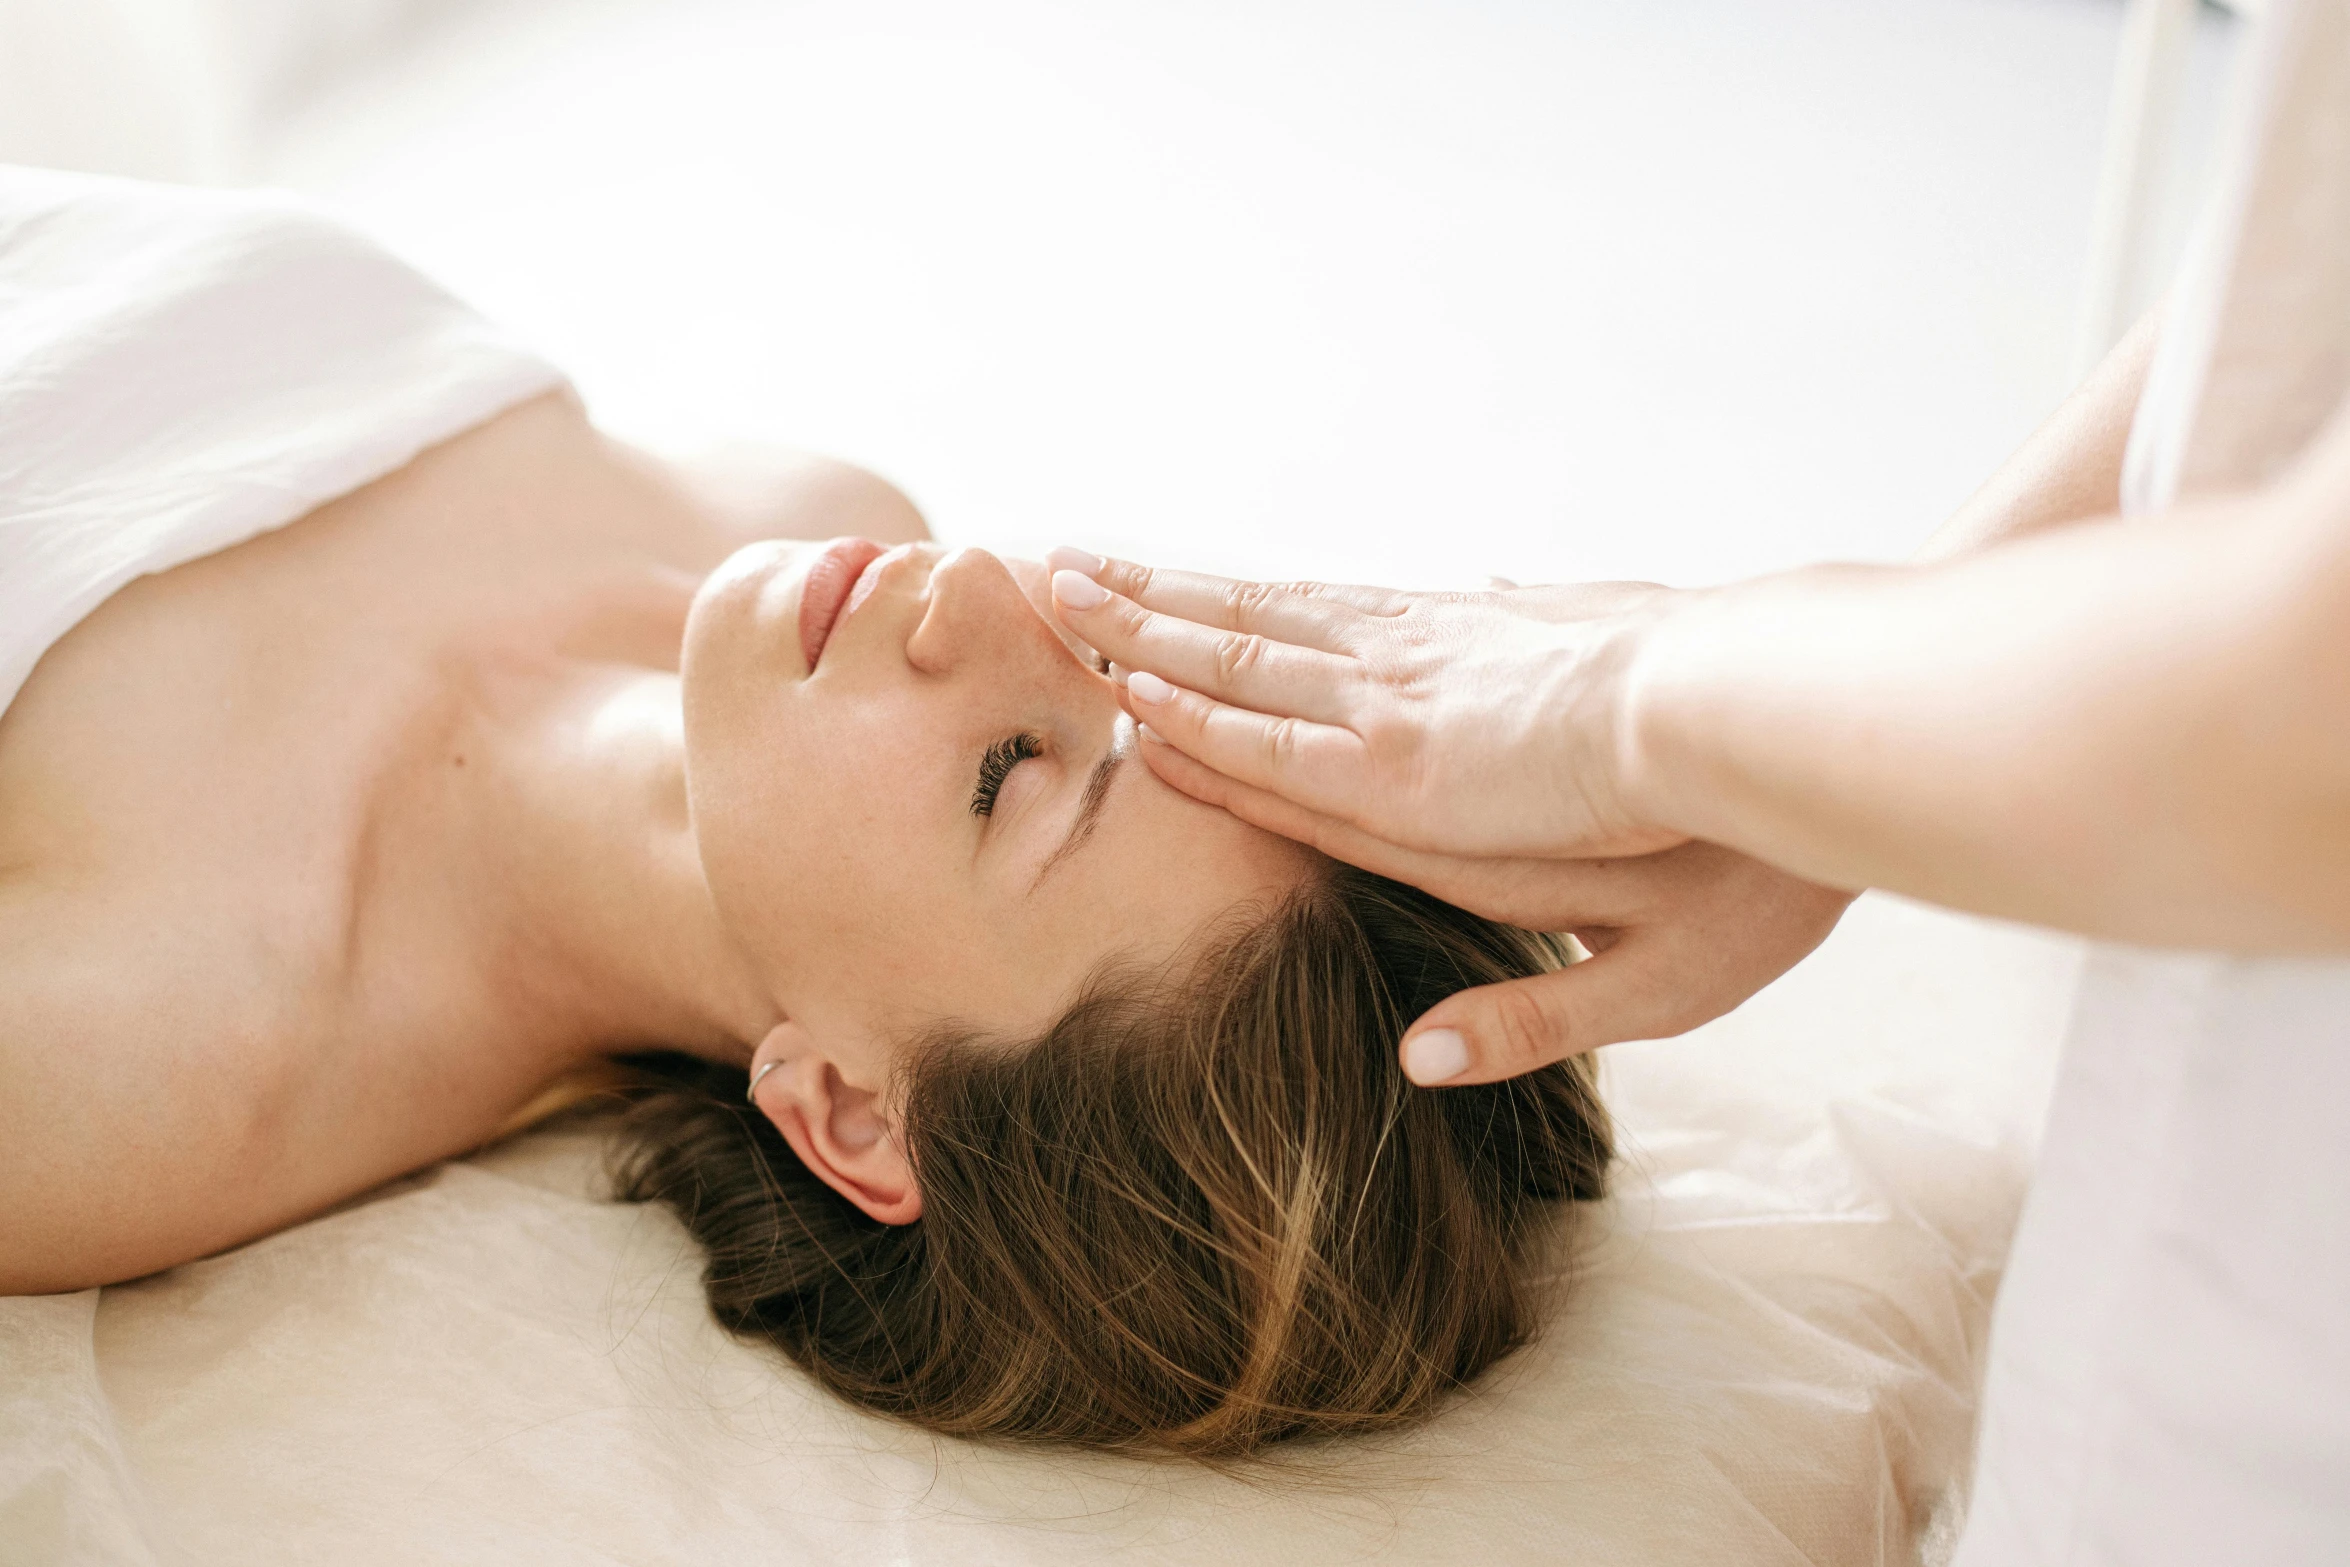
[1398,943,1693,1086]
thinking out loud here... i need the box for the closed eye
[971,732,1043,816]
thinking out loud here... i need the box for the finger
[1123,673,1384,824]
[1055,574,1359,726]
[1138,730,1433,882]
[1136,729,1647,931]
[1397,935,1709,1086]
[1050,549,1398,649]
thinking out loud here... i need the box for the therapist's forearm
[1618,473,2350,951]
[1915,309,2162,561]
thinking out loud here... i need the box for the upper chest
[0,402,715,1044]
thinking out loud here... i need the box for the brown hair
[610,865,1610,1457]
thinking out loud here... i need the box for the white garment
[1954,2,2350,1561]
[0,165,565,720]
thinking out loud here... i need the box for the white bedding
[0,164,561,717]
[0,158,2076,1567]
[1,894,2075,1565]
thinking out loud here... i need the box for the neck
[435,654,778,1072]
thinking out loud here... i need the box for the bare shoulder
[0,885,303,1294]
[362,393,929,570]
[653,441,932,550]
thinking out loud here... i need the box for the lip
[798,537,889,671]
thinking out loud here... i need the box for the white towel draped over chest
[1954,2,2350,1561]
[0,166,565,721]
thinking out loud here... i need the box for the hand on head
[1046,548,1853,1084]
[1044,549,1683,860]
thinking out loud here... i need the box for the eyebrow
[1032,739,1129,888]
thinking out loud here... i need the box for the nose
[904,547,1054,675]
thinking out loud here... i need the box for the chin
[682,541,810,696]
[679,540,808,799]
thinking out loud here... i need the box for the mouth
[798,537,890,671]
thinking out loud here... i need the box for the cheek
[703,709,970,975]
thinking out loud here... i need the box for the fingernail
[1107,662,1128,688]
[1046,546,1104,577]
[1135,722,1164,746]
[1126,670,1175,704]
[1401,1029,1469,1085]
[1052,570,1108,610]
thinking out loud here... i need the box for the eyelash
[971,732,1044,817]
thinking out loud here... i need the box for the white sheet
[0,895,2076,1565]
[0,164,562,718]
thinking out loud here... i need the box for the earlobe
[746,1023,923,1225]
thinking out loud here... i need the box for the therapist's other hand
[1046,553,1685,860]
[1139,731,1854,1081]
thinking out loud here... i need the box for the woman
[0,169,1609,1454]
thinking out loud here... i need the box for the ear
[746,1021,922,1225]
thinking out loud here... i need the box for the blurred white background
[0,0,2242,586]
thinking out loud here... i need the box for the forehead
[949,759,1316,1035]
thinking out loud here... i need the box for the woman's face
[681,538,1313,1070]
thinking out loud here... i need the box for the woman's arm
[1915,309,2161,560]
[1047,314,2174,867]
[1041,314,2209,1079]
[1623,414,2350,951]
[1054,433,2348,1083]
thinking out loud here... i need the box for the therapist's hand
[1046,553,1686,860]
[1138,730,1854,1082]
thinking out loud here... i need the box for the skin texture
[681,538,1311,1222]
[0,393,1303,1291]
[1038,313,2350,1087]
[1615,443,2350,949]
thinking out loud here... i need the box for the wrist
[1604,588,1718,841]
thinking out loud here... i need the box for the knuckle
[1229,579,1282,619]
[1483,982,1569,1071]
[1260,714,1299,765]
[1111,596,1155,638]
[1213,630,1268,685]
